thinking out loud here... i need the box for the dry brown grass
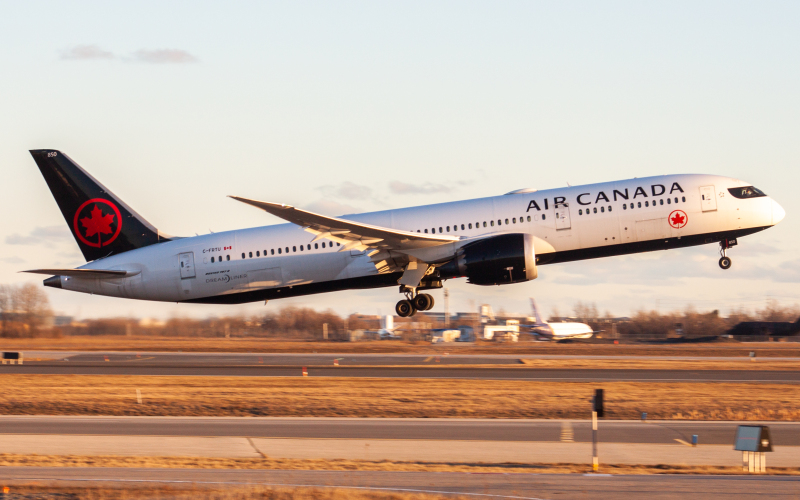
[4,335,800,356]
[1,454,799,476]
[1,375,799,420]
[0,483,468,500]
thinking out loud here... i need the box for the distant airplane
[24,150,785,316]
[526,299,595,341]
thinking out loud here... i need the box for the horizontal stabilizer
[22,268,137,279]
[229,196,458,252]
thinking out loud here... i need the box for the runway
[4,351,798,382]
[2,467,799,499]
[3,416,800,445]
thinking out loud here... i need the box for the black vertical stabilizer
[29,149,170,262]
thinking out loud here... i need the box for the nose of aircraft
[772,199,786,225]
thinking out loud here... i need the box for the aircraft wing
[22,269,136,279]
[229,196,459,252]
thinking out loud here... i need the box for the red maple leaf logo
[80,204,115,243]
[670,212,685,226]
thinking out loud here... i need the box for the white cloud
[131,49,198,64]
[60,45,115,60]
[303,200,361,216]
[389,181,454,195]
[5,226,72,245]
[0,257,25,264]
[319,181,372,200]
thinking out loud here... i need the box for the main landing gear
[395,286,435,317]
[719,238,737,270]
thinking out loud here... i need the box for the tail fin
[530,298,544,324]
[29,150,171,262]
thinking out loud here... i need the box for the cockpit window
[728,186,766,199]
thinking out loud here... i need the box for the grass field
[1,375,798,420]
[0,483,468,500]
[3,335,800,356]
[2,454,799,476]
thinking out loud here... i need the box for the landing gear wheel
[719,256,732,270]
[413,293,435,311]
[396,299,416,317]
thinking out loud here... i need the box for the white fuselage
[56,174,783,304]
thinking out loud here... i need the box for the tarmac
[1,467,798,499]
[3,351,798,382]
[1,417,798,467]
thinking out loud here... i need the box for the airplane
[23,150,785,317]
[525,299,595,341]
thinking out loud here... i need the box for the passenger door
[700,185,717,212]
[179,252,196,279]
[554,203,572,230]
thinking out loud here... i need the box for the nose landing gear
[719,238,737,270]
[395,286,435,317]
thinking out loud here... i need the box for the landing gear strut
[719,238,737,270]
[395,286,435,318]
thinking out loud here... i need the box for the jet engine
[439,233,537,286]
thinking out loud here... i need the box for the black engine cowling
[438,233,537,286]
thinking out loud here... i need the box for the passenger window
[218,255,222,262]
[512,218,516,223]
[424,229,428,233]
[307,244,311,250]
[638,202,642,208]
[322,242,326,248]
[542,214,546,220]
[483,221,487,227]
[336,242,340,246]
[608,206,612,212]
[623,204,627,209]
[579,209,583,215]
[468,223,472,229]
[315,243,318,249]
[461,224,465,230]
[505,219,509,224]
[682,196,686,202]
[299,245,303,251]
[293,246,296,252]
[278,248,282,254]
[211,257,215,263]
[527,216,531,222]
[249,252,253,258]
[286,247,289,253]
[241,253,245,259]
[645,201,649,207]
[490,221,495,226]
[593,207,597,213]
[256,251,260,257]
[271,249,275,255]
[431,228,435,233]
[439,227,443,233]
[659,199,663,205]
[446,226,450,232]
[601,207,605,213]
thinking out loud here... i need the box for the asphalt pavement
[2,467,798,499]
[2,351,798,382]
[2,416,798,445]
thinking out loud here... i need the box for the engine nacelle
[439,233,537,286]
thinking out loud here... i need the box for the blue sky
[1,1,798,319]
